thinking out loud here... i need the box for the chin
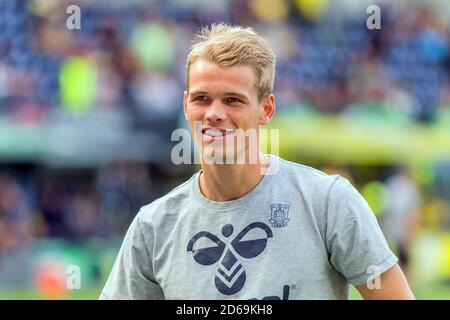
[201,146,250,165]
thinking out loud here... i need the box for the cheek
[185,114,200,128]
[230,109,259,127]
[186,106,205,119]
[186,109,205,131]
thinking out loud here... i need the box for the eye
[225,97,242,104]
[192,95,210,103]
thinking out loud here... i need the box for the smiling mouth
[202,128,235,141]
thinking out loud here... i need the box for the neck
[199,153,270,202]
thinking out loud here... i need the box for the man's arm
[355,264,415,300]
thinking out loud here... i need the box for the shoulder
[274,156,343,193]
[272,156,363,215]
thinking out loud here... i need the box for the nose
[205,100,226,123]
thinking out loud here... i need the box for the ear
[258,94,275,125]
[183,90,188,120]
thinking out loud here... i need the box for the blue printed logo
[269,204,290,228]
[187,222,273,295]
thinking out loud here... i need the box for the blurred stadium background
[0,0,449,299]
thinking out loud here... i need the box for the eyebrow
[223,92,250,101]
[189,91,250,102]
[189,91,208,96]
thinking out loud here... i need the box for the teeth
[203,129,235,137]
[204,129,224,137]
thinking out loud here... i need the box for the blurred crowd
[0,162,166,253]
[0,0,448,123]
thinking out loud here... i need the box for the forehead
[188,60,256,98]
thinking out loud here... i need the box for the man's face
[184,60,274,164]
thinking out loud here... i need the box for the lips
[202,128,235,141]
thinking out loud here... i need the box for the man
[100,23,414,300]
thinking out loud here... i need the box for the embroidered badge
[269,204,290,228]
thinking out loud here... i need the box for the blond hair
[186,23,276,102]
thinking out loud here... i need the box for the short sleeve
[99,211,165,299]
[325,177,398,286]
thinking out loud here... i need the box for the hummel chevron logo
[187,222,273,295]
[217,263,243,283]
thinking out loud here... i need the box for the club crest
[269,204,290,228]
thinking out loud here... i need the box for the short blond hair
[186,23,276,102]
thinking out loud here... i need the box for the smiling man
[100,23,414,300]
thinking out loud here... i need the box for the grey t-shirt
[100,155,397,300]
